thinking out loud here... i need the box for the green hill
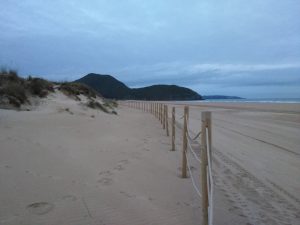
[75,73,130,99]
[75,73,202,100]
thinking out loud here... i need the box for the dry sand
[0,93,200,225]
[1,94,300,225]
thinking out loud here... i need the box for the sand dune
[1,95,300,225]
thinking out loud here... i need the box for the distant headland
[75,73,202,101]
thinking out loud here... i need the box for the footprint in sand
[62,195,77,202]
[114,165,125,171]
[97,177,113,186]
[26,202,54,215]
[99,170,113,176]
[113,159,130,171]
[118,159,129,164]
[120,191,136,198]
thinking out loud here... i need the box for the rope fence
[186,150,202,198]
[119,100,213,225]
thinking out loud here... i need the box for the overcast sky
[1,0,300,98]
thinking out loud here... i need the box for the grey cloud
[0,0,300,98]
[118,62,300,88]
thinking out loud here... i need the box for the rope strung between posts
[187,137,201,163]
[186,115,202,140]
[185,114,202,163]
[186,151,202,198]
[187,128,202,141]
[206,127,214,225]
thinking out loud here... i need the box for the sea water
[201,98,300,104]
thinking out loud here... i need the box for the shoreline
[155,101,300,114]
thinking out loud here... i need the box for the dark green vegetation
[58,82,98,100]
[86,99,111,113]
[0,69,54,107]
[76,73,202,100]
[131,85,201,100]
[76,74,130,99]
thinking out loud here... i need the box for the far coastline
[201,98,300,104]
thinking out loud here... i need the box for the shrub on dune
[28,78,54,97]
[0,70,54,108]
[86,99,109,113]
[0,83,27,107]
[59,82,98,100]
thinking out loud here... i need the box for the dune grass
[0,69,117,114]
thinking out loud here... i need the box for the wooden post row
[157,103,159,119]
[166,105,169,136]
[182,106,189,178]
[163,105,166,129]
[201,111,211,225]
[172,107,175,151]
[160,104,162,123]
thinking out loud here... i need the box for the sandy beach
[167,101,300,225]
[1,95,300,225]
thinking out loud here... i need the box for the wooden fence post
[163,105,166,129]
[160,104,163,124]
[158,103,160,119]
[201,111,211,225]
[166,105,169,136]
[152,103,153,114]
[182,106,189,178]
[158,104,160,121]
[151,102,154,114]
[158,104,160,120]
[161,104,163,124]
[172,107,175,151]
